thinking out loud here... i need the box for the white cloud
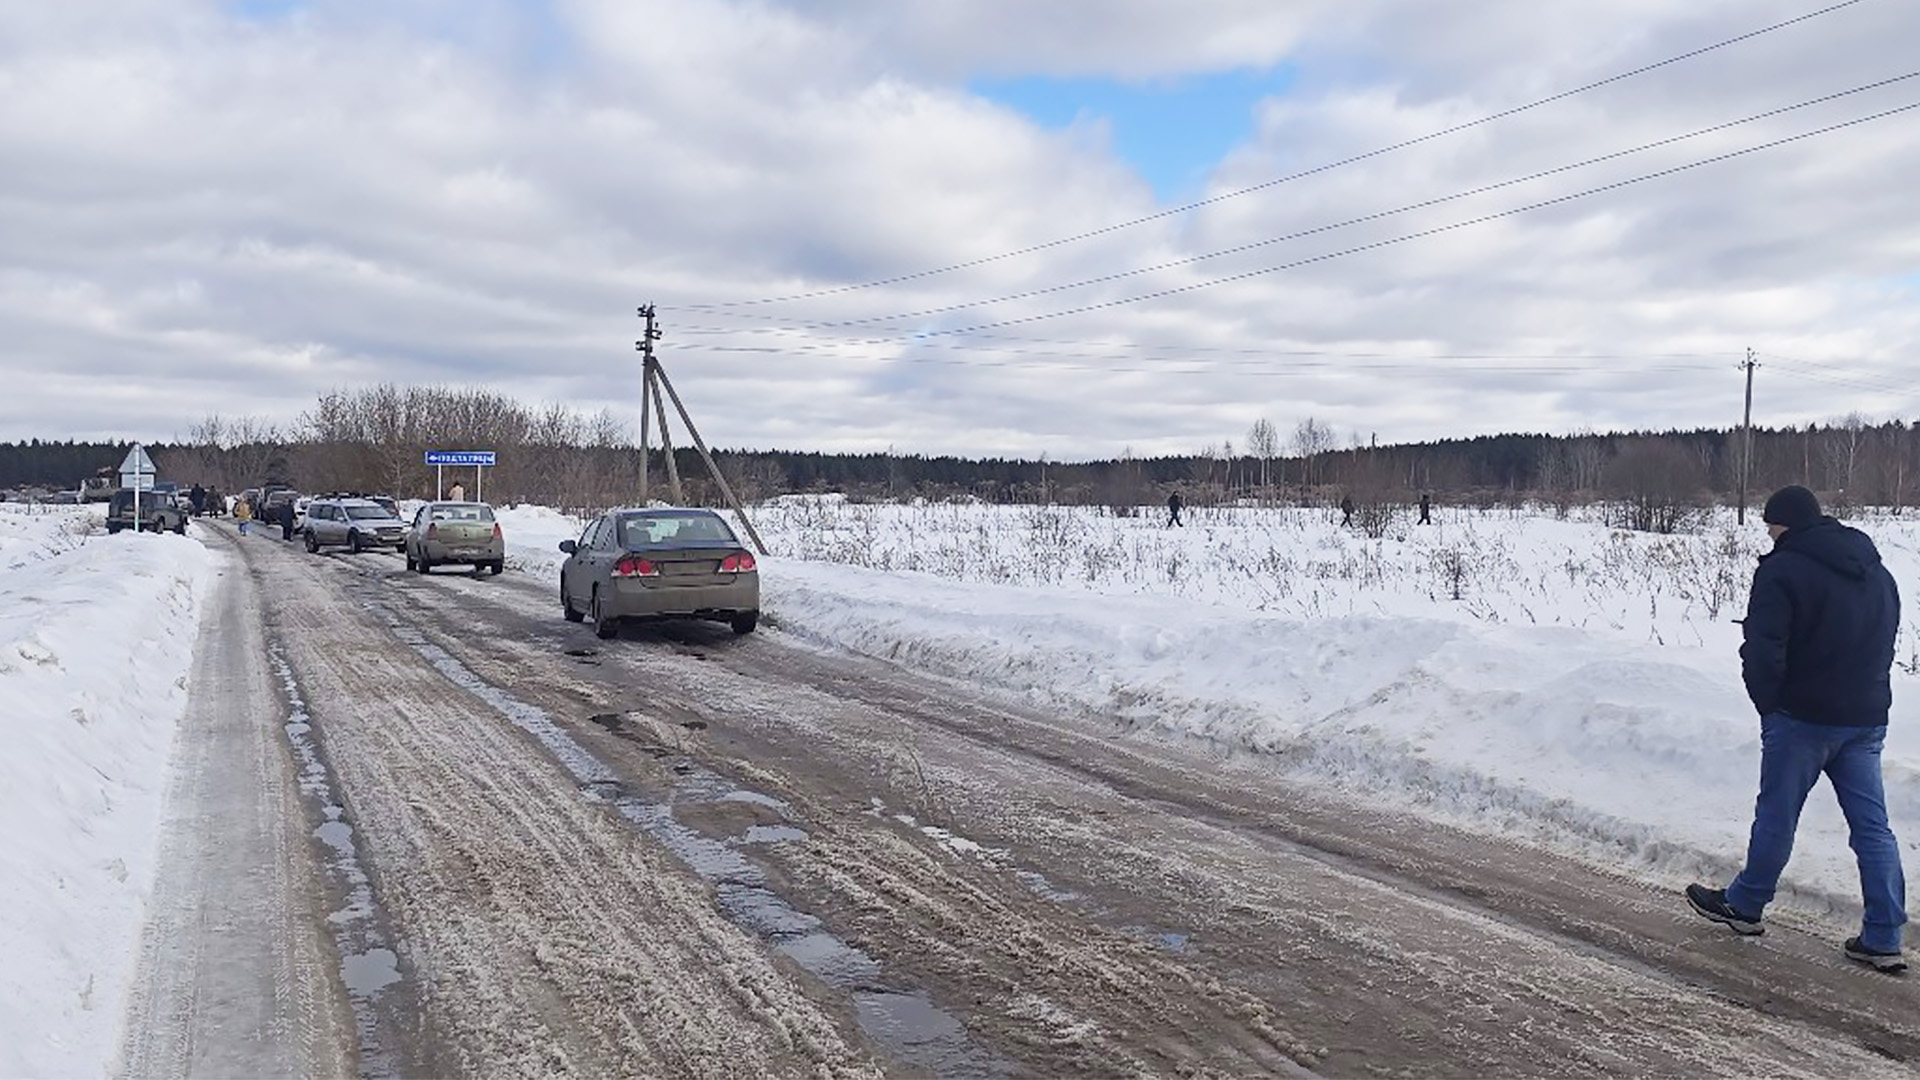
[1,0,1915,456]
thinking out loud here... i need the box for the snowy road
[126,521,1920,1077]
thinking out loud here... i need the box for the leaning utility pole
[1737,349,1758,525]
[635,305,769,555]
[638,304,660,504]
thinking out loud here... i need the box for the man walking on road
[1687,485,1907,972]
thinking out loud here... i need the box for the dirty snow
[0,503,218,1077]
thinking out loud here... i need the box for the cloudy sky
[3,0,1916,458]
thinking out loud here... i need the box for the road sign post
[424,451,497,501]
[119,444,156,534]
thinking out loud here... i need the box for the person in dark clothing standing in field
[1687,485,1907,972]
[1419,492,1432,524]
[1340,495,1355,527]
[1166,491,1183,528]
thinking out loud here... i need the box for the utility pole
[1737,349,1758,525]
[634,305,769,554]
[637,304,662,504]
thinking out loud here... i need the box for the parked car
[405,501,505,575]
[303,497,406,554]
[105,487,188,535]
[558,507,759,639]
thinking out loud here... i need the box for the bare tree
[1291,417,1337,491]
[1246,418,1279,503]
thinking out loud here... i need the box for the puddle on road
[371,610,1004,1077]
[1013,869,1085,904]
[343,948,402,995]
[270,643,405,1079]
[740,824,810,845]
[1120,928,1193,954]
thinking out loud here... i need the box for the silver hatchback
[558,508,760,638]
[304,498,406,554]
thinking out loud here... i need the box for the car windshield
[344,504,391,520]
[429,504,494,522]
[616,512,737,548]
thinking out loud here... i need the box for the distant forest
[3,386,1915,526]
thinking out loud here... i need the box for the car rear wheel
[591,586,619,640]
[404,548,416,570]
[561,576,584,622]
[730,611,759,635]
[487,560,504,575]
[415,551,432,574]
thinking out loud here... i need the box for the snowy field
[0,503,217,1077]
[497,498,1920,932]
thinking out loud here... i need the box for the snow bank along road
[123,519,1920,1077]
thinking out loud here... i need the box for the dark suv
[105,488,188,535]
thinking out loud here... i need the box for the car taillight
[720,552,757,573]
[492,523,503,541]
[613,555,659,578]
[426,523,438,540]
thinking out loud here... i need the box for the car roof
[612,506,721,516]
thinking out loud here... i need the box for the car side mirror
[559,540,577,554]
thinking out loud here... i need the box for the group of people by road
[231,491,296,539]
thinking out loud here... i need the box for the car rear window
[617,512,738,548]
[429,504,495,522]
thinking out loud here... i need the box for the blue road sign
[424,450,497,467]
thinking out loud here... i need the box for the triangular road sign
[119,444,155,475]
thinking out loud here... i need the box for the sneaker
[1844,937,1908,974]
[1686,884,1764,935]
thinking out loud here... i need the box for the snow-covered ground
[497,498,1920,930]
[0,503,218,1078]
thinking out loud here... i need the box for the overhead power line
[797,100,1920,341]
[668,332,1733,377]
[710,72,1920,333]
[686,0,1879,310]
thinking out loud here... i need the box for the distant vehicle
[303,497,406,554]
[557,507,759,639]
[259,489,298,518]
[79,467,117,503]
[293,495,312,529]
[105,488,187,535]
[405,501,505,575]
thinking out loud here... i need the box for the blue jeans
[1728,712,1907,952]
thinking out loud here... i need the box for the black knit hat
[1762,485,1822,529]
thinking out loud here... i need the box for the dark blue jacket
[1740,517,1900,726]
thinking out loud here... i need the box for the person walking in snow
[1166,491,1183,528]
[1340,495,1355,527]
[1419,492,1433,525]
[1687,485,1907,972]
